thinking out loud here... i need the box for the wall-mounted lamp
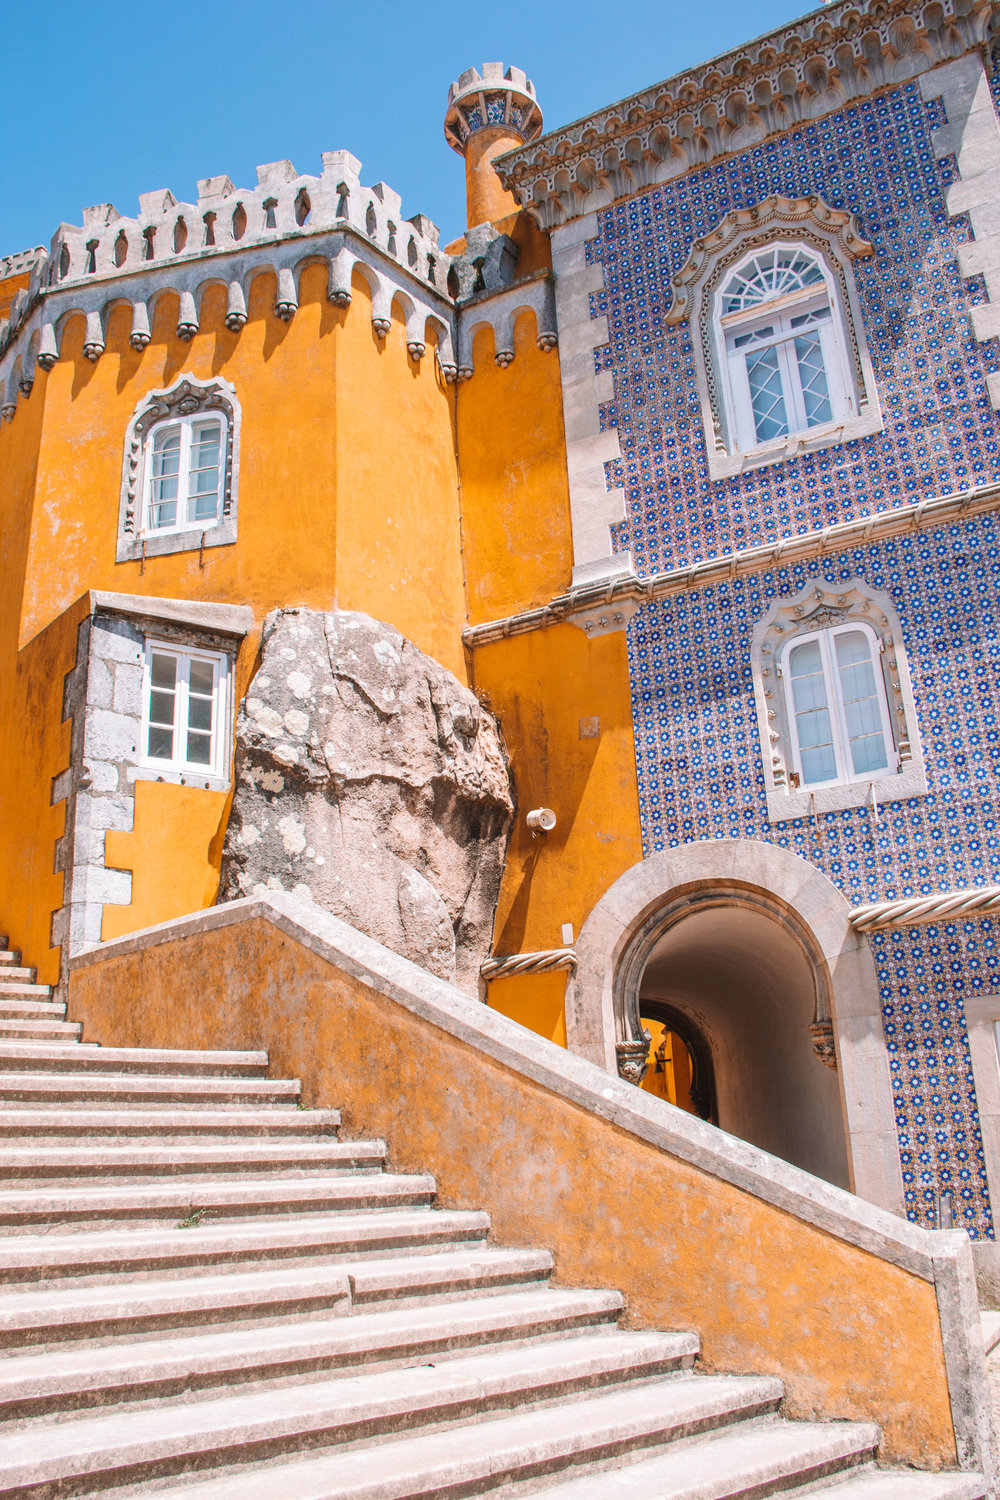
[526,807,557,836]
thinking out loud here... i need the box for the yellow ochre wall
[472,625,644,1042]
[1,223,644,1027]
[0,262,471,971]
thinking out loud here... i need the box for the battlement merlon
[492,0,1000,228]
[0,150,455,376]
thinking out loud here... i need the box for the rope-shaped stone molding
[850,885,1000,932]
[479,948,578,980]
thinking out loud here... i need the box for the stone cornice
[494,0,1000,228]
[665,193,874,322]
[463,478,1000,646]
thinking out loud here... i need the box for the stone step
[0,966,36,982]
[0,1170,438,1231]
[0,999,67,1019]
[515,1422,982,1498]
[0,1020,82,1041]
[0,1043,270,1076]
[0,950,20,965]
[0,1072,302,1107]
[0,1247,554,1348]
[0,1208,492,1285]
[0,1344,771,1498]
[0,1138,387,1182]
[0,981,52,998]
[0,1105,341,1138]
[0,1287,634,1416]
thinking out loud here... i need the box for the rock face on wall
[219,609,514,991]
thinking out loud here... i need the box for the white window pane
[150,653,177,690]
[835,631,889,776]
[722,248,825,312]
[148,689,175,726]
[186,730,212,764]
[147,725,174,759]
[186,421,221,526]
[789,640,837,783]
[188,659,215,695]
[746,346,789,442]
[188,694,213,732]
[795,332,832,427]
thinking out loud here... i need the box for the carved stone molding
[116,375,241,564]
[666,195,873,323]
[494,0,998,228]
[750,577,928,822]
[663,194,881,479]
[615,1032,652,1086]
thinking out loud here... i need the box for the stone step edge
[0,1289,639,1414]
[0,1357,779,1494]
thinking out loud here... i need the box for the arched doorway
[565,840,904,1213]
[635,894,850,1188]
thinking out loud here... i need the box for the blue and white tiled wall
[589,78,1000,1234]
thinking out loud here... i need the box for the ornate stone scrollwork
[116,374,241,563]
[615,1030,652,1087]
[809,1021,838,1070]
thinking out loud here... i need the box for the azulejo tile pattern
[590,80,1000,1235]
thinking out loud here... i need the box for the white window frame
[142,412,227,539]
[664,198,883,480]
[139,640,231,780]
[716,244,857,456]
[117,375,240,564]
[750,578,927,824]
[779,621,898,792]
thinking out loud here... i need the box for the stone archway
[565,839,904,1213]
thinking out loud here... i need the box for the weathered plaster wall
[101,781,229,942]
[14,264,467,675]
[65,900,976,1474]
[458,312,573,624]
[470,623,643,1035]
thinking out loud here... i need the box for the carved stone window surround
[117,375,240,563]
[751,577,927,823]
[664,196,883,480]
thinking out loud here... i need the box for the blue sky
[1,0,811,257]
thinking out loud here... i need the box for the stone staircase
[0,937,985,1499]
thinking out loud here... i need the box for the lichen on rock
[219,608,514,990]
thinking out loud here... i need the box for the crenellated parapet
[494,0,999,227]
[0,146,559,421]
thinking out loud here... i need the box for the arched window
[144,412,226,535]
[117,376,240,563]
[782,621,895,789]
[751,579,927,822]
[665,196,882,479]
[718,244,855,451]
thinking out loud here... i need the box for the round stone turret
[444,63,543,229]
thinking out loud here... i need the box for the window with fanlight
[717,244,856,452]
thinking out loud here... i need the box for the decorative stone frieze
[456,271,557,375]
[493,0,997,228]
[443,63,543,154]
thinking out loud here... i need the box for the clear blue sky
[1,0,810,258]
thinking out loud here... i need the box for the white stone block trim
[50,592,254,993]
[920,53,1000,412]
[550,213,633,590]
[70,886,996,1488]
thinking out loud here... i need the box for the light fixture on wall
[526,808,556,836]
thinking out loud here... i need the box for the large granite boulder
[219,608,514,990]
